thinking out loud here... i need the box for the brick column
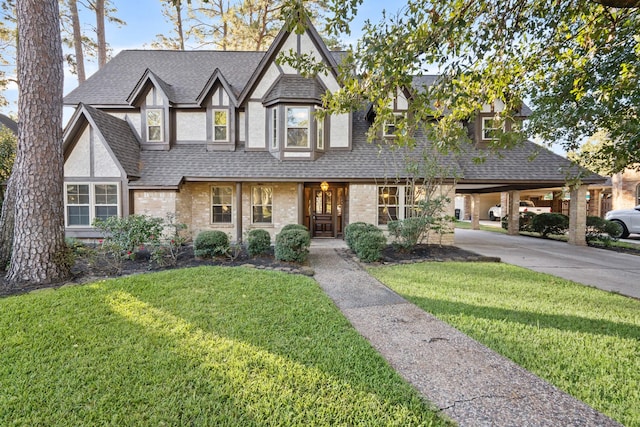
[568,184,588,246]
[470,193,480,230]
[507,190,520,235]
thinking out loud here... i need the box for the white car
[605,205,640,238]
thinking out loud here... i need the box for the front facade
[62,22,603,244]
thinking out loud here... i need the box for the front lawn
[370,262,640,427]
[0,267,449,426]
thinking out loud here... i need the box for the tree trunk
[0,174,16,271]
[6,0,70,286]
[175,0,185,50]
[95,0,106,67]
[69,0,86,82]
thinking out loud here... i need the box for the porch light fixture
[320,181,329,192]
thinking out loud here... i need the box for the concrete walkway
[455,228,640,299]
[308,238,621,427]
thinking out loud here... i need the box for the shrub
[344,222,379,252]
[281,224,309,233]
[93,214,164,253]
[502,211,537,232]
[586,216,621,246]
[387,217,430,250]
[275,228,310,263]
[147,213,189,267]
[194,230,230,258]
[354,229,387,262]
[247,229,271,257]
[531,213,569,237]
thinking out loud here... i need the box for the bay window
[286,107,310,148]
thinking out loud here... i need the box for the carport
[454,141,607,246]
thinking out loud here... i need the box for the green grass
[0,266,449,426]
[454,220,507,233]
[369,262,640,427]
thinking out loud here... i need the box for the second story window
[482,117,504,140]
[383,113,405,138]
[213,110,228,142]
[271,108,278,149]
[316,114,324,150]
[146,109,163,142]
[286,107,309,148]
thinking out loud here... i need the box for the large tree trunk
[69,0,86,82]
[6,0,70,286]
[95,0,106,67]
[0,175,16,271]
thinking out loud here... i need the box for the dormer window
[213,110,228,142]
[286,106,310,148]
[482,117,505,140]
[146,109,163,142]
[383,113,405,138]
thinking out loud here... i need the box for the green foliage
[146,213,189,267]
[353,229,387,263]
[372,262,640,426]
[93,214,164,254]
[387,217,429,250]
[281,223,309,233]
[531,213,569,238]
[247,229,272,257]
[275,228,310,263]
[0,126,16,187]
[0,267,447,425]
[344,222,379,252]
[502,211,537,232]
[193,230,230,258]
[586,216,621,246]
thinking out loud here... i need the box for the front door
[304,184,345,238]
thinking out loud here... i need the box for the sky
[0,0,397,119]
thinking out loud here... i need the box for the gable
[64,123,120,178]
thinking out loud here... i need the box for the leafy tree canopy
[281,0,640,172]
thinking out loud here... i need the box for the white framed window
[65,183,119,227]
[286,106,310,148]
[378,186,399,225]
[251,186,273,224]
[271,108,278,149]
[146,109,163,142]
[482,117,505,140]
[383,113,405,138]
[316,113,324,150]
[377,185,428,226]
[211,185,233,224]
[213,109,228,142]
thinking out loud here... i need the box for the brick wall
[612,169,640,210]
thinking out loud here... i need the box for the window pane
[67,184,89,205]
[67,206,90,226]
[378,186,399,225]
[214,125,227,141]
[287,128,308,147]
[147,109,163,141]
[212,186,233,205]
[212,206,232,223]
[148,126,161,141]
[95,184,118,205]
[214,110,227,126]
[95,205,118,221]
[317,117,324,149]
[287,107,309,127]
[252,187,273,224]
[252,206,272,223]
[212,186,233,223]
[272,109,278,149]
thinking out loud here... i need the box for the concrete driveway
[455,228,640,299]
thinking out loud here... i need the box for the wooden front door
[305,184,345,238]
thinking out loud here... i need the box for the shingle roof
[64,50,265,106]
[263,75,326,104]
[81,104,141,178]
[0,113,17,135]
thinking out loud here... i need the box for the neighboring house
[0,113,18,135]
[62,21,604,243]
[612,169,640,210]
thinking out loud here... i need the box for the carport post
[567,184,588,246]
[507,190,520,235]
[470,193,480,230]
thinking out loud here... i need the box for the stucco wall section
[176,111,206,141]
[612,169,640,209]
[109,112,141,138]
[329,113,350,148]
[65,125,91,177]
[94,137,121,177]
[247,101,266,148]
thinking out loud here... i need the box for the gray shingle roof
[263,75,326,104]
[81,104,141,178]
[64,50,265,106]
[0,113,17,135]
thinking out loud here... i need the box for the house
[62,21,604,245]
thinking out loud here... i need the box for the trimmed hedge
[247,229,271,256]
[531,213,569,237]
[586,216,622,245]
[354,229,387,262]
[281,224,309,233]
[344,222,379,252]
[275,228,311,263]
[193,230,230,258]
